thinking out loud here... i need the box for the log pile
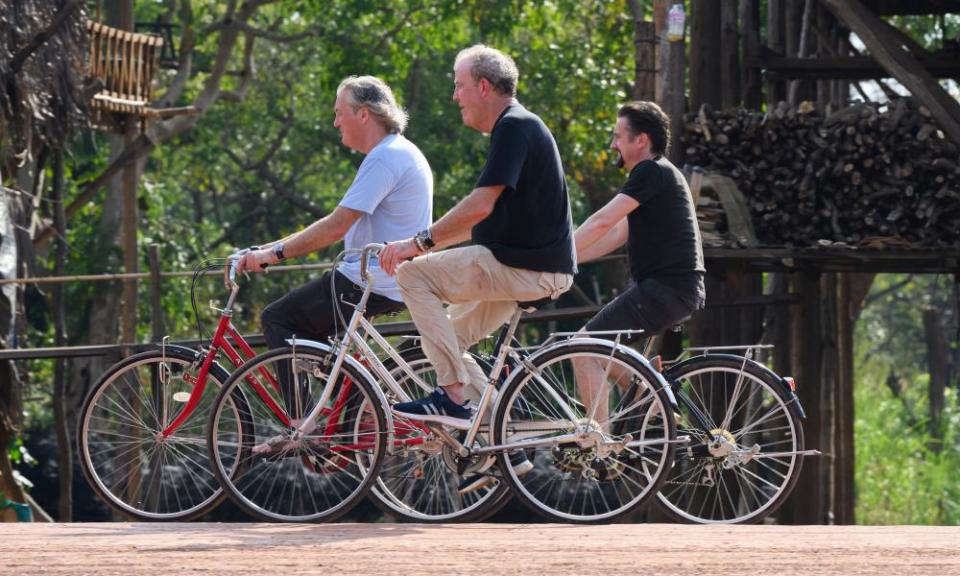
[683,99,960,248]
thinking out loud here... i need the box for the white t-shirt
[337,134,433,301]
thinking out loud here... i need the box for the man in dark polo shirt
[379,45,576,429]
[573,100,706,425]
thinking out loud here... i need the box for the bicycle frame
[160,268,290,438]
[288,244,675,461]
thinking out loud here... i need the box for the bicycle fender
[667,353,807,420]
[147,342,203,359]
[285,338,396,452]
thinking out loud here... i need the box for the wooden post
[720,0,741,109]
[782,268,823,524]
[634,20,657,100]
[820,273,839,524]
[788,0,816,106]
[816,3,832,110]
[740,0,762,109]
[924,308,948,450]
[690,0,722,110]
[653,0,669,103]
[148,244,164,343]
[51,148,72,521]
[834,273,856,524]
[766,0,786,108]
[666,15,686,163]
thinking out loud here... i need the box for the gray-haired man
[379,45,575,446]
[236,76,433,411]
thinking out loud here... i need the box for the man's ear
[478,78,490,97]
[634,131,650,149]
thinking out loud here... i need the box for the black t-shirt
[620,156,706,303]
[472,103,577,274]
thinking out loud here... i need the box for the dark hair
[618,101,670,155]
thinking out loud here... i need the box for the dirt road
[1,523,958,575]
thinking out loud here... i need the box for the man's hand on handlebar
[379,238,421,276]
[232,246,280,275]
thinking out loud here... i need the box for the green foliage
[855,274,960,525]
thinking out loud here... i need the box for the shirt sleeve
[619,160,661,205]
[339,157,396,215]
[475,120,528,190]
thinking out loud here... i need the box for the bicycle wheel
[657,354,805,524]
[369,346,512,522]
[77,347,237,521]
[207,346,387,522]
[492,340,676,523]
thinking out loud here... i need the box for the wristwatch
[273,242,287,262]
[414,229,435,252]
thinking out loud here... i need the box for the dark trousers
[261,270,404,417]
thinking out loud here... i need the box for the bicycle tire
[657,354,805,524]
[207,346,387,522]
[492,340,677,523]
[77,347,236,521]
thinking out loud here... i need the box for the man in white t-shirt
[235,76,432,412]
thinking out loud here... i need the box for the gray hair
[454,45,519,97]
[336,76,408,134]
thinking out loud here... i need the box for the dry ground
[1,523,958,576]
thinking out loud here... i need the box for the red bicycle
[77,258,289,521]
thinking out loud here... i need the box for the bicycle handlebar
[359,242,385,283]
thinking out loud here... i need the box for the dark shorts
[584,277,702,342]
[261,270,404,349]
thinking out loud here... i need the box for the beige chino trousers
[396,245,573,402]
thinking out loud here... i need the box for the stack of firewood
[683,99,960,248]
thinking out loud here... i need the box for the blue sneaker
[393,388,473,430]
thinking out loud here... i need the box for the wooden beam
[861,0,960,15]
[704,247,960,273]
[753,52,960,80]
[821,0,960,145]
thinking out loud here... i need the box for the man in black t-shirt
[573,101,705,425]
[380,45,576,429]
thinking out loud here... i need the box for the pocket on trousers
[538,272,574,300]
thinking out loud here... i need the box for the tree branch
[206,20,318,43]
[220,33,257,103]
[154,0,196,108]
[863,275,914,308]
